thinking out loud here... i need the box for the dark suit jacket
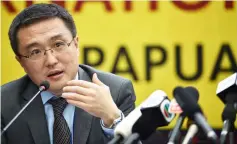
[1,64,136,144]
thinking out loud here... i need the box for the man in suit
[1,3,136,144]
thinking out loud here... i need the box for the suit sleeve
[101,79,136,143]
[1,115,7,144]
[116,79,136,117]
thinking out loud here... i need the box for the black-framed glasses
[18,37,75,60]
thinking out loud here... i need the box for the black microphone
[168,86,199,144]
[131,92,175,140]
[173,87,218,144]
[216,72,237,104]
[216,73,237,144]
[109,90,175,144]
[220,104,236,144]
[1,81,50,135]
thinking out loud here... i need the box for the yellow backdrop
[1,1,237,128]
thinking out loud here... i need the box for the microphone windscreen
[173,87,202,118]
[40,81,50,90]
[184,86,199,102]
[225,91,237,104]
[222,104,236,122]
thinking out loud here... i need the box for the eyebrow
[50,34,66,41]
[25,42,41,51]
[24,33,67,50]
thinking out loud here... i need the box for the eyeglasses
[18,38,75,60]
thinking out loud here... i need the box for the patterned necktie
[48,98,71,144]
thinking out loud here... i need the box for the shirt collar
[41,72,79,104]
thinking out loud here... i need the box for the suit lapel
[22,81,50,144]
[73,67,93,144]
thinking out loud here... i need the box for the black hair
[8,3,77,55]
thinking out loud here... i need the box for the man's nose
[44,49,58,67]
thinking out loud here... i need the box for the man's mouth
[47,71,64,77]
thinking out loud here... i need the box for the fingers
[66,73,105,88]
[63,86,95,96]
[61,73,114,119]
[62,92,91,103]
[92,73,104,86]
[66,80,98,89]
[66,99,89,111]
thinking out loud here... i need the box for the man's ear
[74,36,80,56]
[74,36,79,48]
[15,56,28,73]
[15,55,24,67]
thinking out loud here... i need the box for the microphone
[1,81,50,135]
[183,114,212,144]
[216,72,237,104]
[124,133,140,144]
[216,73,237,144]
[182,123,198,144]
[39,81,50,91]
[109,90,175,144]
[173,87,218,143]
[220,104,236,144]
[181,118,200,144]
[168,86,199,144]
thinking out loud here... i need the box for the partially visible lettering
[2,1,235,13]
[74,1,113,12]
[82,43,236,82]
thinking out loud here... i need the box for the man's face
[16,18,79,95]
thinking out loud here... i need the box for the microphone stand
[227,101,237,144]
[228,120,235,144]
[220,102,237,144]
[1,86,45,135]
[229,101,237,144]
[124,133,140,144]
[167,115,185,144]
[107,134,123,144]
